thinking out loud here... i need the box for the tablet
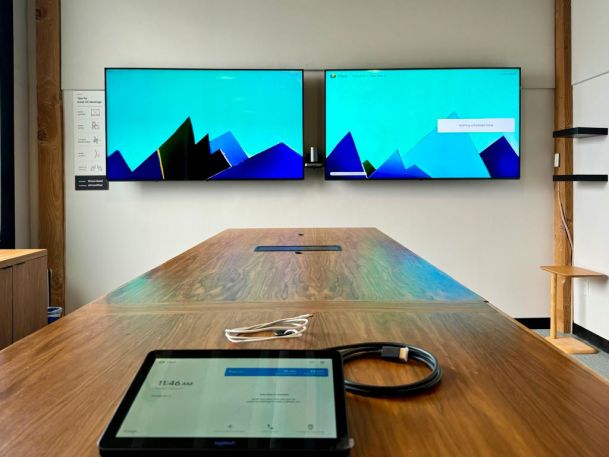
[99,349,351,456]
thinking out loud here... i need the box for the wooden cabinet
[0,268,12,348]
[0,250,48,350]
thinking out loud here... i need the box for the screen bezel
[323,67,522,181]
[98,349,350,453]
[104,68,306,182]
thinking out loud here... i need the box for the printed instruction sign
[73,91,109,190]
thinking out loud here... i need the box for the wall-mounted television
[105,69,304,181]
[325,68,521,180]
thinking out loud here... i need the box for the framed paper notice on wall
[73,90,109,190]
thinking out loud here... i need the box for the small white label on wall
[73,91,109,190]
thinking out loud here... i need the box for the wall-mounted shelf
[553,127,608,138]
[553,174,608,182]
[540,265,607,354]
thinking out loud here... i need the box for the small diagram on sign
[93,149,101,158]
[91,120,100,130]
[91,108,101,116]
[93,136,100,144]
[90,164,103,173]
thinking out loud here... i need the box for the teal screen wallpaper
[325,68,520,179]
[106,69,304,180]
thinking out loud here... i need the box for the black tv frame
[323,67,522,181]
[104,68,306,182]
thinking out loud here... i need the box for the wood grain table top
[95,228,483,305]
[0,249,47,268]
[1,228,608,457]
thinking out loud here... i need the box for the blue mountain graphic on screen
[326,127,519,180]
[107,117,302,180]
[108,149,164,180]
[211,143,302,179]
[210,131,248,167]
[400,114,489,178]
[479,136,520,178]
[369,150,430,179]
[325,132,366,179]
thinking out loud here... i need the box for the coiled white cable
[224,314,313,343]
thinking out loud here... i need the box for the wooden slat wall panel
[554,0,573,332]
[35,0,64,309]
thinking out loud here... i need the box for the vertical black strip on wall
[0,0,15,248]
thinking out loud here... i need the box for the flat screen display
[325,68,521,180]
[116,357,336,438]
[105,69,304,180]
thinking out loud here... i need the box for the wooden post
[36,0,65,309]
[554,0,573,333]
[550,273,557,339]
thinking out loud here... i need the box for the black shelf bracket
[553,174,608,182]
[553,127,608,138]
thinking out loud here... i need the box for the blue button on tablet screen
[225,368,328,377]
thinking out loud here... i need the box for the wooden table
[1,228,609,456]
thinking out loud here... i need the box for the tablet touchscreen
[117,357,337,438]
[99,350,350,456]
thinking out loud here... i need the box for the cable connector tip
[381,346,409,363]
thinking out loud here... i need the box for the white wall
[13,0,30,248]
[61,0,555,315]
[572,0,609,86]
[572,0,609,340]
